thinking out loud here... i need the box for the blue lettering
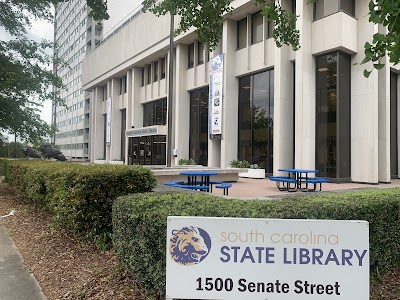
[312,248,324,265]
[354,249,367,267]
[240,247,255,263]
[232,246,240,263]
[220,246,230,262]
[283,248,292,264]
[342,249,353,266]
[265,247,275,263]
[324,249,340,265]
[299,248,310,264]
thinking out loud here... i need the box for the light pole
[166,13,174,167]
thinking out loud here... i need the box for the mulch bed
[0,183,143,299]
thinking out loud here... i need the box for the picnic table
[270,168,327,192]
[179,171,218,187]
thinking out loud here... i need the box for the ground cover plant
[113,190,400,298]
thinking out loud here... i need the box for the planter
[94,159,106,164]
[110,160,124,165]
[238,168,265,179]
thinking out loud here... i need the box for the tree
[140,0,400,76]
[0,0,63,141]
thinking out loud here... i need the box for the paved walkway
[210,177,400,199]
[0,226,46,300]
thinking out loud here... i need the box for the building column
[220,18,239,168]
[174,43,190,165]
[351,0,379,183]
[109,78,122,161]
[377,25,391,183]
[90,86,105,162]
[294,0,315,170]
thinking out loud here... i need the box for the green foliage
[113,190,400,297]
[142,0,232,50]
[3,160,157,246]
[178,158,196,165]
[360,1,400,76]
[229,159,250,168]
[0,0,64,141]
[259,1,300,51]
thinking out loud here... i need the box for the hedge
[113,190,400,297]
[1,159,157,245]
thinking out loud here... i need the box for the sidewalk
[0,226,46,300]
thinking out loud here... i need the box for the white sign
[209,53,224,138]
[125,126,158,137]
[166,217,369,300]
[106,97,112,145]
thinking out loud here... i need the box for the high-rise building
[52,0,141,160]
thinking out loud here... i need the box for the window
[315,52,351,179]
[237,17,247,50]
[188,43,194,69]
[267,16,273,39]
[141,67,145,86]
[160,57,166,79]
[198,42,204,65]
[251,11,263,44]
[314,0,354,20]
[154,61,158,82]
[238,69,274,173]
[143,98,167,126]
[147,64,151,84]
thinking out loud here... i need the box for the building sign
[209,53,224,138]
[166,217,369,300]
[106,97,112,145]
[125,126,158,137]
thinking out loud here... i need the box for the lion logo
[169,226,211,266]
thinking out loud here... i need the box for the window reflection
[316,52,350,179]
[238,69,274,173]
[190,87,209,166]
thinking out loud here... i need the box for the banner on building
[209,53,224,138]
[166,217,369,300]
[106,97,112,145]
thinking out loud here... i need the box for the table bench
[165,180,184,186]
[305,178,330,191]
[172,184,210,192]
[215,183,232,195]
[269,176,298,192]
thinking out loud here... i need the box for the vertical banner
[106,97,112,145]
[209,53,224,138]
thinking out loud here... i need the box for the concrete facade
[82,0,400,183]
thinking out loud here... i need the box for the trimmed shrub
[4,160,157,246]
[113,190,400,296]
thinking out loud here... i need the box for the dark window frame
[251,11,263,45]
[313,0,355,21]
[197,41,204,65]
[154,61,159,82]
[161,57,166,79]
[188,43,194,69]
[237,17,247,50]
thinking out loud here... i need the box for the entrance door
[128,136,166,165]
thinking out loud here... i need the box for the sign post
[209,53,224,139]
[166,217,369,300]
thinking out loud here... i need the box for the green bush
[113,190,400,297]
[178,158,196,165]
[4,160,157,246]
[229,159,250,168]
